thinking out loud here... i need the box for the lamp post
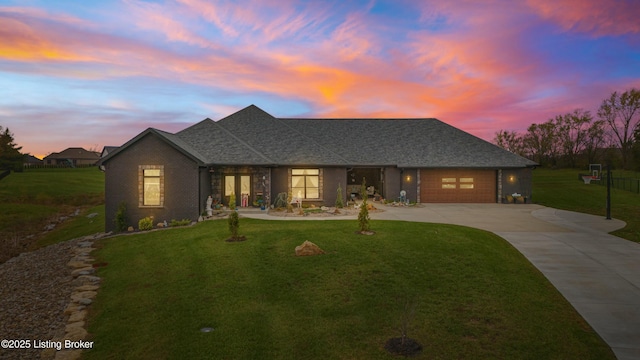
[606,163,611,220]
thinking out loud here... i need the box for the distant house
[44,147,100,167]
[98,105,537,232]
[23,154,43,167]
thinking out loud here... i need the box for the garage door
[420,169,496,203]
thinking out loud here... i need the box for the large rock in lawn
[295,241,325,256]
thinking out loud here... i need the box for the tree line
[0,126,23,172]
[494,88,640,170]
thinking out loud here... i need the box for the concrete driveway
[240,203,639,359]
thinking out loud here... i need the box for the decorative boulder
[295,241,325,257]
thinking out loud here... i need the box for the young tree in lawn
[597,88,640,169]
[358,178,370,233]
[0,126,23,171]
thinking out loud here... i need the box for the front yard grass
[533,168,640,242]
[85,219,614,359]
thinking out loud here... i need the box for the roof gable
[102,105,537,169]
[98,128,208,166]
[215,105,348,165]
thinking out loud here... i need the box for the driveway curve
[240,204,639,359]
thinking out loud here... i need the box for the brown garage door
[420,169,496,203]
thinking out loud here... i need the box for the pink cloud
[526,0,640,37]
[2,0,637,155]
[0,7,97,62]
[123,0,218,49]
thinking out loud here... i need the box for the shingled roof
[100,105,536,168]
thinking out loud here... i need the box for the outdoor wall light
[406,175,412,182]
[509,175,515,183]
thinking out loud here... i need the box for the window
[225,175,235,196]
[440,176,475,189]
[139,165,164,207]
[291,169,319,199]
[442,177,456,189]
[460,177,474,189]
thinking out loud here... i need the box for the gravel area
[0,239,80,360]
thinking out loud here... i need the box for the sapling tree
[228,193,236,210]
[227,210,239,240]
[358,178,370,232]
[398,296,418,347]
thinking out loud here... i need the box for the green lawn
[0,167,105,258]
[85,219,614,360]
[532,168,640,242]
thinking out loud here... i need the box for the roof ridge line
[213,120,275,164]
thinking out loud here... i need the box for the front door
[224,175,251,207]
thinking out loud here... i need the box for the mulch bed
[225,236,247,242]
[384,337,423,357]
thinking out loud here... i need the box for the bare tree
[597,88,640,169]
[523,120,557,166]
[493,130,526,156]
[554,109,593,168]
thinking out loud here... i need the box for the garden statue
[206,195,213,216]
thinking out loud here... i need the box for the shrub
[336,183,344,208]
[273,192,288,208]
[228,211,239,239]
[286,189,293,213]
[229,193,236,210]
[358,178,370,232]
[138,216,154,231]
[114,202,128,232]
[170,219,192,227]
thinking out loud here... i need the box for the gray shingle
[102,105,537,169]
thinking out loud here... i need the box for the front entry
[224,174,251,207]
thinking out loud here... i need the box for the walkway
[240,204,640,360]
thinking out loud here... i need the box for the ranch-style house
[97,105,536,231]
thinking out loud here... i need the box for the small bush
[114,202,128,232]
[170,219,192,227]
[336,183,344,208]
[286,189,294,213]
[138,216,154,231]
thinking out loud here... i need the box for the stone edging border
[42,237,105,360]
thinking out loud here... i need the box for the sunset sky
[1,0,639,159]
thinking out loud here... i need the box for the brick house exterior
[98,105,536,232]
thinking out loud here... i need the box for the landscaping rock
[295,241,325,256]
